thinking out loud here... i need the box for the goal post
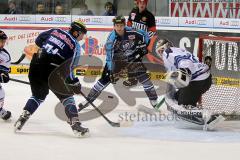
[198,34,240,119]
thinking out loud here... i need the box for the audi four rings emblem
[19,16,31,22]
[54,17,67,22]
[159,19,171,24]
[230,21,239,26]
[197,20,207,25]
[91,18,103,23]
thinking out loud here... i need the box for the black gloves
[65,76,81,94]
[0,71,9,83]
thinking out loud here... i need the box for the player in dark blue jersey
[78,16,161,112]
[14,20,89,137]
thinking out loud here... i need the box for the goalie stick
[11,53,26,65]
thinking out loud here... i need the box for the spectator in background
[133,0,138,9]
[36,2,46,14]
[55,4,64,15]
[123,0,157,87]
[102,2,116,16]
[4,0,21,14]
[79,4,94,15]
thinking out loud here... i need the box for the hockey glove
[65,76,81,94]
[109,72,119,84]
[0,71,9,83]
[166,68,191,88]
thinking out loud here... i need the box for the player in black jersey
[124,0,157,87]
[14,21,89,137]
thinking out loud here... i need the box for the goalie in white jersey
[0,30,11,120]
[156,39,225,130]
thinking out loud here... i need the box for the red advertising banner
[170,0,240,18]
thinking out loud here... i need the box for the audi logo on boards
[159,19,171,25]
[54,17,67,22]
[91,18,103,24]
[197,20,207,25]
[19,16,32,22]
[230,21,239,27]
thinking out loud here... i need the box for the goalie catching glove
[65,76,81,94]
[166,68,191,88]
[0,71,9,83]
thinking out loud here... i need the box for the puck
[108,95,114,99]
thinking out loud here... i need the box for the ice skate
[69,121,90,137]
[14,110,31,131]
[0,108,11,121]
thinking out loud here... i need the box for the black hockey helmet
[0,30,8,40]
[70,20,87,34]
[112,15,126,25]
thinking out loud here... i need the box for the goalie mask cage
[198,35,240,120]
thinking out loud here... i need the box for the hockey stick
[78,90,121,127]
[11,54,26,65]
[9,78,30,85]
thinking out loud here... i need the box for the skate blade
[73,130,90,138]
[14,121,22,133]
[204,115,225,131]
[137,105,159,115]
[119,120,134,127]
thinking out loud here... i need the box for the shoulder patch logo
[142,17,147,22]
[128,35,136,40]
[131,13,136,20]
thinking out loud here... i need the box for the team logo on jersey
[131,13,136,20]
[142,17,147,22]
[128,35,136,40]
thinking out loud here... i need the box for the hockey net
[198,35,240,119]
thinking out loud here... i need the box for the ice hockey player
[14,20,89,137]
[0,30,11,121]
[78,16,161,112]
[123,0,157,87]
[155,39,225,130]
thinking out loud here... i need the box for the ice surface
[1,75,240,160]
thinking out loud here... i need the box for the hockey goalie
[155,38,225,130]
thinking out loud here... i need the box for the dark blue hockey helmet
[70,20,87,34]
[0,30,7,40]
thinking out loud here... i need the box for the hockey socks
[24,96,44,114]
[62,97,79,119]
